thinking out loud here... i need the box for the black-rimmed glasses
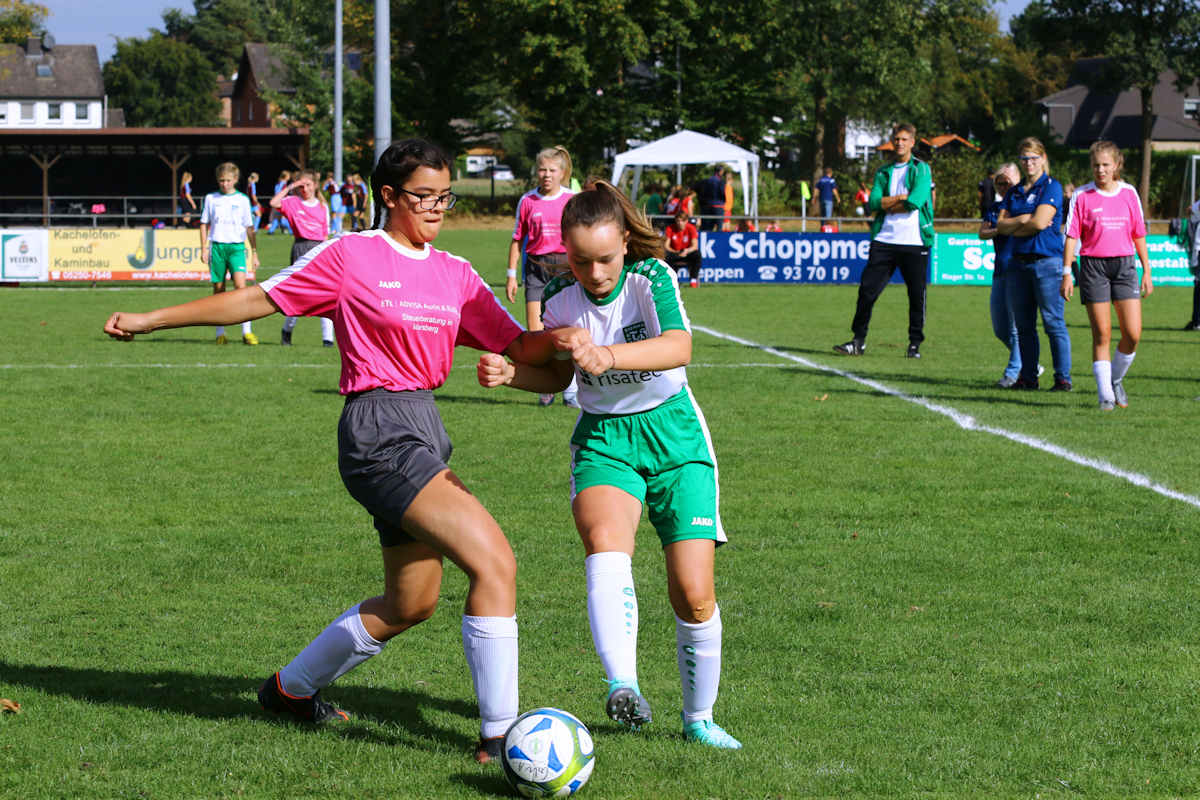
[398,188,458,210]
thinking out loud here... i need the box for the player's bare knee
[379,594,438,632]
[676,596,715,624]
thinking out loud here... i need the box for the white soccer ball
[501,708,595,797]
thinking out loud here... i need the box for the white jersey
[200,191,255,243]
[542,258,690,415]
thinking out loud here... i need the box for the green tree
[103,35,222,126]
[1013,0,1200,211]
[0,0,47,43]
[161,0,268,78]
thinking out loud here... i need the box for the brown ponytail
[561,180,664,262]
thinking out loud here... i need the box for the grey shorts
[291,238,322,264]
[523,252,568,303]
[1078,255,1140,304]
[337,389,452,547]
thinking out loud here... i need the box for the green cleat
[683,717,742,749]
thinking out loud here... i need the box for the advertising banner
[47,229,254,282]
[681,231,902,285]
[931,233,994,285]
[0,229,49,282]
[931,233,1193,286]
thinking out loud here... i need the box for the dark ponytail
[370,138,452,229]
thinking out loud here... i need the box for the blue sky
[44,0,1033,66]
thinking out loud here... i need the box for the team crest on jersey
[622,322,648,342]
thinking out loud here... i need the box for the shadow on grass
[0,660,478,750]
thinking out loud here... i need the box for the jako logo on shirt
[378,281,403,289]
[623,322,648,342]
[690,516,714,527]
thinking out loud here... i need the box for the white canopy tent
[610,130,760,219]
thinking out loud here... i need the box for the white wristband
[506,268,517,278]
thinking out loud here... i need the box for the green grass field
[2,230,1199,799]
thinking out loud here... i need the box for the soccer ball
[500,708,595,797]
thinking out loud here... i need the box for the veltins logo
[622,322,648,342]
[2,233,44,280]
[127,229,154,269]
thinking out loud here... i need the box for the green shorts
[209,241,247,283]
[569,388,726,547]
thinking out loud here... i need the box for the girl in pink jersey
[271,168,335,346]
[103,138,563,764]
[506,145,577,405]
[1061,141,1153,410]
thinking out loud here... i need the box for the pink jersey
[512,188,575,255]
[262,230,523,394]
[1065,181,1146,257]
[280,195,330,242]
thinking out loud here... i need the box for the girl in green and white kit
[477,181,740,749]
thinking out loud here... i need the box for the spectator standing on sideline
[833,123,934,359]
[817,166,840,220]
[1061,141,1152,410]
[664,209,701,286]
[722,170,735,230]
[997,137,1071,391]
[266,171,293,234]
[643,184,665,226]
[179,171,196,226]
[340,177,357,231]
[1185,197,1200,330]
[247,171,263,229]
[352,174,369,231]
[979,163,1022,387]
[978,168,995,218]
[693,167,725,232]
[271,169,336,347]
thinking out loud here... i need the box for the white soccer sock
[242,320,252,335]
[677,605,723,725]
[282,316,298,333]
[215,325,226,338]
[321,317,335,342]
[1092,360,1114,403]
[1112,349,1136,383]
[585,552,639,683]
[278,603,385,697]
[462,614,519,739]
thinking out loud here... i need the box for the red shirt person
[664,210,701,286]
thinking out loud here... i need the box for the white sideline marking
[693,324,1200,510]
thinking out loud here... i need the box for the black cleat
[833,339,865,356]
[258,672,348,724]
[280,328,293,346]
[906,343,921,359]
[475,735,504,764]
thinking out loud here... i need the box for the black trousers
[1191,276,1200,325]
[666,250,701,277]
[851,241,929,344]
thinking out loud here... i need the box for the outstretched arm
[104,286,279,340]
[478,352,574,394]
